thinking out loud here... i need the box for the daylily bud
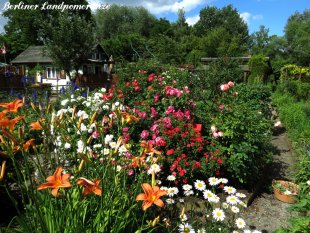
[78,160,85,172]
[87,135,92,145]
[0,160,7,182]
[30,102,36,111]
[90,111,97,124]
[150,216,160,227]
[77,115,83,129]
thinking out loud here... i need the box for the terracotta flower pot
[272,180,299,204]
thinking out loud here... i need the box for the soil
[241,123,298,232]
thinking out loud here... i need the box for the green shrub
[248,54,271,84]
[211,83,273,186]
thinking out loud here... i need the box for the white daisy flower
[166,198,175,205]
[147,164,161,174]
[222,202,229,209]
[184,190,194,196]
[194,180,206,191]
[208,177,220,186]
[212,208,225,221]
[109,141,116,148]
[203,189,213,200]
[182,184,193,191]
[209,194,220,203]
[178,223,195,233]
[179,198,184,203]
[252,230,262,233]
[118,145,128,154]
[224,186,236,194]
[220,178,228,184]
[306,180,310,186]
[236,192,246,198]
[160,186,168,191]
[232,231,239,233]
[244,230,251,233]
[231,206,240,213]
[236,218,246,229]
[167,175,176,181]
[226,195,239,205]
[167,187,179,197]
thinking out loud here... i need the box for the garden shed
[10,44,113,89]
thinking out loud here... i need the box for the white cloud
[252,14,263,20]
[88,0,102,10]
[90,0,209,14]
[240,12,251,24]
[186,15,200,26]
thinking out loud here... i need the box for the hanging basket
[272,180,299,204]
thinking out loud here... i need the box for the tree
[172,8,190,39]
[193,4,249,56]
[284,9,310,65]
[44,13,94,79]
[149,18,173,37]
[2,0,92,58]
[95,5,156,40]
[249,25,270,54]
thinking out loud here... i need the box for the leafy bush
[210,83,273,186]
[248,54,271,84]
[277,79,310,101]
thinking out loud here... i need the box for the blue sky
[0,0,309,36]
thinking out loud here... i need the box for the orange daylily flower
[37,166,71,197]
[131,155,146,168]
[0,99,23,114]
[30,120,43,130]
[120,112,139,124]
[23,139,36,151]
[136,183,167,211]
[140,141,162,155]
[77,177,102,196]
[0,116,24,131]
[0,112,7,120]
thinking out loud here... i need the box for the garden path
[241,119,298,232]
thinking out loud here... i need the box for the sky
[0,0,309,36]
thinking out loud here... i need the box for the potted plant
[272,180,299,204]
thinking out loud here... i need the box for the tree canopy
[1,2,308,67]
[284,9,310,65]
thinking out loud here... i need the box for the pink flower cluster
[165,86,183,97]
[165,106,191,120]
[220,81,234,91]
[211,126,224,138]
